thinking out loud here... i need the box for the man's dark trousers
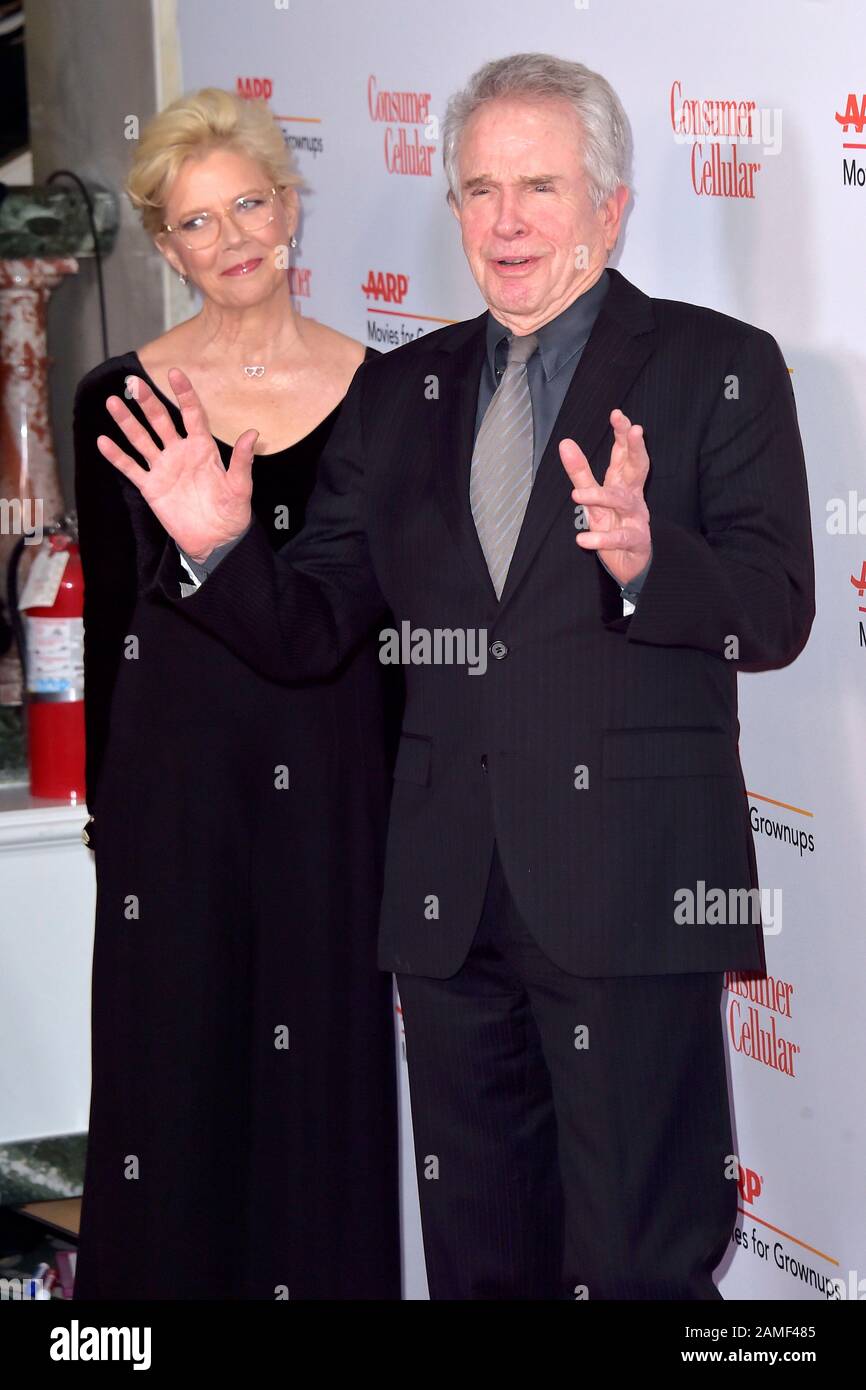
[397,843,736,1301]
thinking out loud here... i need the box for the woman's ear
[278,185,300,238]
[153,231,185,279]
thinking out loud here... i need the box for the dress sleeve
[73,364,141,815]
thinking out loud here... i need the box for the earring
[178,271,188,286]
[289,235,298,249]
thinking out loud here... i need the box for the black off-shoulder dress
[71,346,401,1300]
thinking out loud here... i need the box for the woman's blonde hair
[126,86,305,236]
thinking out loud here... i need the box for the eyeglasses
[161,187,279,249]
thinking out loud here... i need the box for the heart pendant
[243,365,265,378]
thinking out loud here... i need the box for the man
[97,53,814,1298]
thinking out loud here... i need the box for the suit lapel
[431,269,657,614]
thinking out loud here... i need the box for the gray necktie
[470,331,538,598]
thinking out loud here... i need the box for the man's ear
[447,189,461,223]
[601,185,630,252]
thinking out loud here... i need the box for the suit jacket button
[480,754,488,771]
[490,640,508,660]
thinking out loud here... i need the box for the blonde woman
[72,88,400,1300]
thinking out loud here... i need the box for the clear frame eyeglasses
[161,186,280,249]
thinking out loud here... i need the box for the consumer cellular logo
[367,75,437,175]
[669,80,780,197]
[725,971,800,1077]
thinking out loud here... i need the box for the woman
[72,88,401,1299]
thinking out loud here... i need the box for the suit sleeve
[147,360,387,682]
[73,371,141,815]
[612,327,815,666]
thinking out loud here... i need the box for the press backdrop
[173,0,866,1301]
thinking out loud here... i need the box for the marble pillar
[0,256,78,705]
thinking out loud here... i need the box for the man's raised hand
[96,368,256,563]
[559,408,652,589]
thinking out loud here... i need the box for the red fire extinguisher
[8,514,86,800]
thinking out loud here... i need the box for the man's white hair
[442,52,633,210]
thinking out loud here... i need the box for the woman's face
[156,146,297,306]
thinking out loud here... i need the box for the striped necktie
[470,331,538,599]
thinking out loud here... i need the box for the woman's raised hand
[96,368,256,562]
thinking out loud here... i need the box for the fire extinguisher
[7,513,86,800]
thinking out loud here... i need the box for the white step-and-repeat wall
[175,0,865,1300]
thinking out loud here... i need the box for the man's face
[450,96,628,333]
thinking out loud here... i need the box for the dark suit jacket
[151,268,815,978]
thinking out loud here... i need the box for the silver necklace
[242,365,265,378]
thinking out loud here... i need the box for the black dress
[71,346,402,1300]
